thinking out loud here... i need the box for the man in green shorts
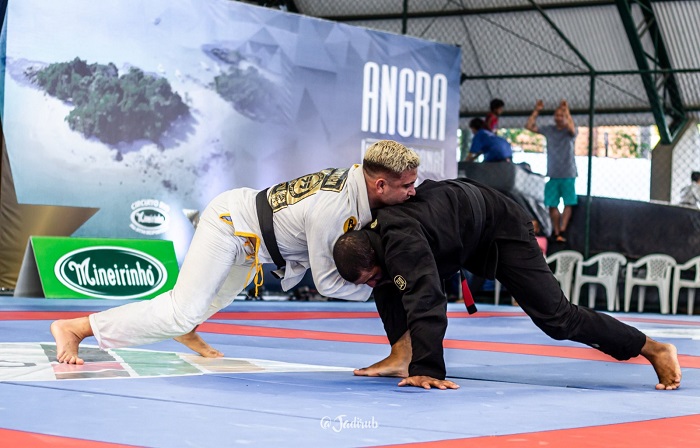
[526,99,577,242]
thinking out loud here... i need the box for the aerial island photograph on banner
[0,0,460,263]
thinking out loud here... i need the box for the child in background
[485,98,505,132]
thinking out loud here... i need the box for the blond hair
[363,140,420,177]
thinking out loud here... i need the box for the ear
[375,178,386,193]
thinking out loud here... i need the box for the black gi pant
[375,226,647,366]
[495,226,646,361]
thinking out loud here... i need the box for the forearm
[465,152,479,162]
[374,285,409,345]
[525,111,539,132]
[402,286,449,379]
[408,312,448,379]
[565,112,576,135]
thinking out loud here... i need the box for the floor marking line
[198,322,700,368]
[3,309,700,325]
[0,310,524,321]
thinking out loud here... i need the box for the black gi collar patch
[394,275,407,290]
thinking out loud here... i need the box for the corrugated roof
[290,0,700,127]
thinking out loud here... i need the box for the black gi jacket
[366,178,532,379]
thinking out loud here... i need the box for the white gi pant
[90,191,253,349]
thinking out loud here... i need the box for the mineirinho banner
[14,237,179,299]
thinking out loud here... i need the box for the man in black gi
[333,178,681,390]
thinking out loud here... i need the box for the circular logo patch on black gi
[394,275,407,290]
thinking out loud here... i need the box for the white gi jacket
[90,165,373,349]
[228,164,374,300]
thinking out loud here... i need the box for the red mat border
[0,428,136,447]
[373,414,700,448]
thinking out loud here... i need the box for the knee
[171,301,207,334]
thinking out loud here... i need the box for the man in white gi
[50,140,420,364]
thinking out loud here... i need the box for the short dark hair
[692,171,700,183]
[490,98,505,111]
[469,117,484,131]
[333,231,378,283]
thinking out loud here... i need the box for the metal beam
[615,0,686,143]
[461,67,700,80]
[584,74,596,259]
[318,1,616,22]
[460,105,700,119]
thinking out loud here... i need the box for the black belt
[447,179,485,236]
[255,189,286,271]
[447,179,488,315]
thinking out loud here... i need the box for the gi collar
[363,228,387,274]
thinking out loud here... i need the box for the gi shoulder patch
[343,216,358,233]
[268,168,349,212]
[394,275,407,290]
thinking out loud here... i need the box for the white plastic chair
[571,252,627,311]
[671,255,700,315]
[545,250,584,300]
[624,254,676,314]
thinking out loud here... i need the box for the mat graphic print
[0,343,351,381]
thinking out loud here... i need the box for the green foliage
[31,57,189,145]
[212,65,283,122]
[613,131,649,158]
[498,128,544,153]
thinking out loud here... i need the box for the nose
[407,186,416,197]
[367,279,377,288]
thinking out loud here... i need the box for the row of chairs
[494,251,699,315]
[547,251,698,315]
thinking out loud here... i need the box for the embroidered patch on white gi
[394,275,407,290]
[343,216,358,233]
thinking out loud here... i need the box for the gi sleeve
[304,205,373,302]
[373,282,409,346]
[380,216,448,379]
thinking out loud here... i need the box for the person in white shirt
[50,140,420,364]
[679,171,700,209]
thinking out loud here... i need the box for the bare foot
[354,331,411,378]
[354,355,409,378]
[50,318,93,365]
[640,337,682,390]
[174,330,223,358]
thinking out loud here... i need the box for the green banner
[15,237,179,299]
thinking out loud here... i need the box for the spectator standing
[525,99,577,243]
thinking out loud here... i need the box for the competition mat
[1,298,699,447]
